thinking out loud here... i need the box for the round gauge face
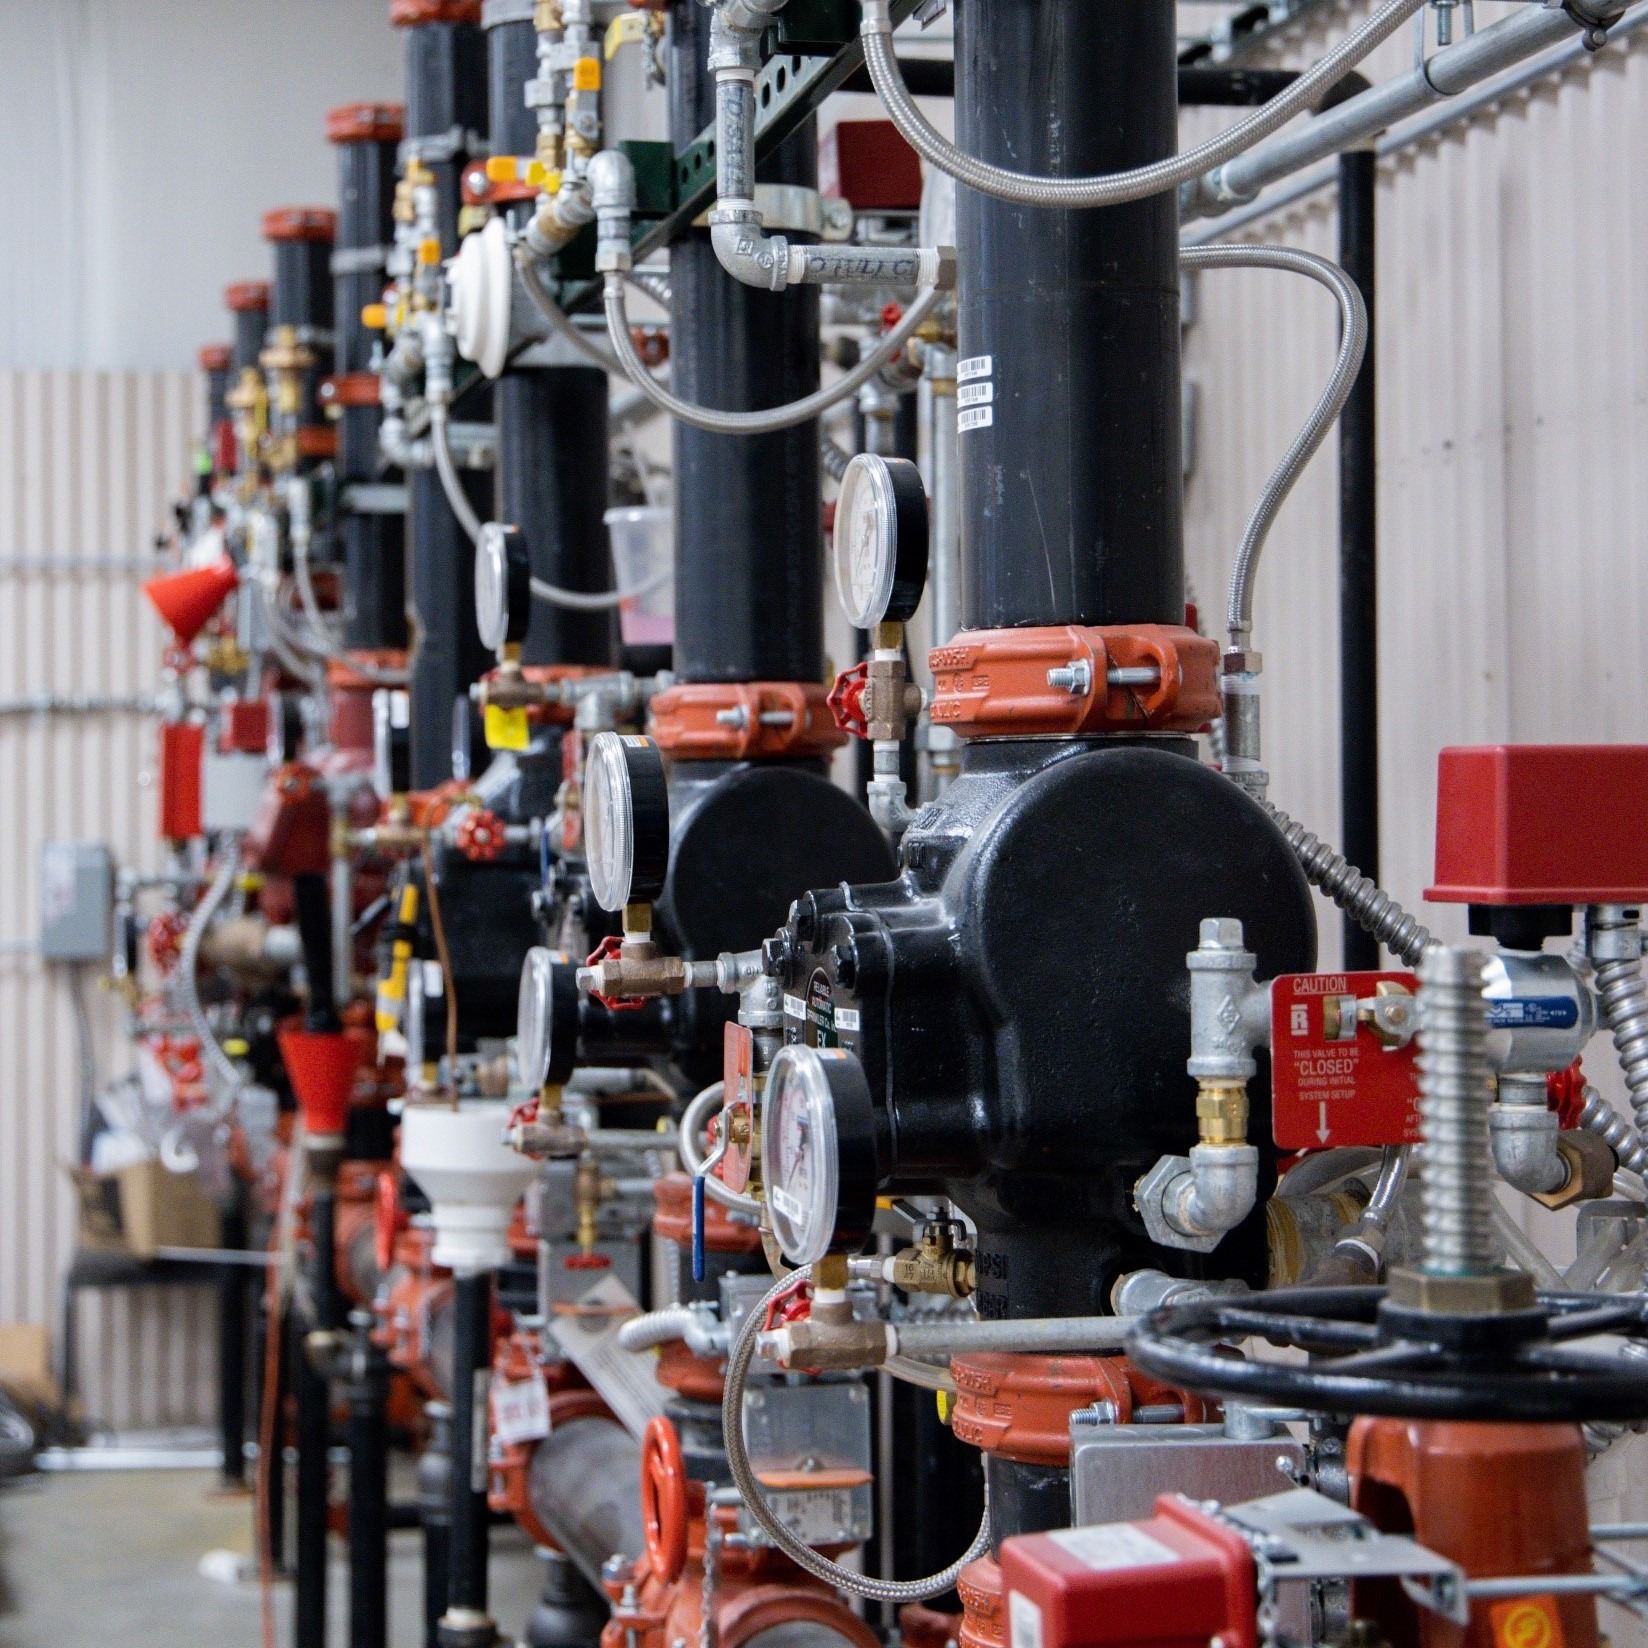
[475,522,511,653]
[516,947,556,1090]
[584,732,637,913]
[761,1044,841,1267]
[834,455,897,630]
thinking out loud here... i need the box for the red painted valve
[454,808,506,863]
[827,662,870,741]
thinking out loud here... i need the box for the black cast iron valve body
[770,739,1317,1321]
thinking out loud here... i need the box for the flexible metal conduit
[177,844,245,1097]
[859,0,1425,210]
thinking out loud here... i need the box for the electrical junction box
[39,841,113,963]
[820,120,924,212]
[202,751,270,833]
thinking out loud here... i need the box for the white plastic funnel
[399,1102,537,1276]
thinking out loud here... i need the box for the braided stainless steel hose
[1577,1085,1648,1179]
[1591,908,1648,1138]
[721,1267,991,1601]
[1416,948,1496,1278]
[859,0,1426,211]
[1261,801,1433,966]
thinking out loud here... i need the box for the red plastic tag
[721,1022,756,1194]
[1269,971,1422,1150]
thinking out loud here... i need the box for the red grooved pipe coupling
[650,682,847,761]
[929,624,1220,738]
[947,1353,1208,1468]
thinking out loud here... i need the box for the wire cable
[430,403,485,547]
[860,0,1426,210]
[420,841,460,1076]
[1177,244,1368,646]
[604,273,942,437]
[177,844,245,1098]
[722,1265,991,1601]
[517,252,629,376]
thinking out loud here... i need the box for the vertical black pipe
[331,104,410,653]
[218,1194,248,1488]
[486,5,619,669]
[228,282,272,376]
[420,1401,455,1648]
[265,210,338,459]
[267,1299,289,1572]
[292,1271,331,1648]
[668,1,823,685]
[954,0,1182,630]
[347,1314,392,1648]
[1338,149,1380,970]
[293,873,341,1035]
[400,6,494,789]
[443,1273,494,1626]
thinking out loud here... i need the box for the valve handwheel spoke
[640,1415,690,1585]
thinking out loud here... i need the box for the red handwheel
[640,1415,689,1584]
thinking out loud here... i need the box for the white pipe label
[957,355,993,382]
[959,406,994,433]
[958,381,994,408]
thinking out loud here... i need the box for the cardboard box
[70,1159,221,1260]
[0,1321,56,1411]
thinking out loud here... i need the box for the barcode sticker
[958,355,994,382]
[958,381,994,408]
[959,406,995,433]
[492,1374,552,1445]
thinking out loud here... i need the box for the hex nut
[1385,1267,1536,1316]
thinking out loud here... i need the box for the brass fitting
[476,667,555,713]
[534,0,561,31]
[1531,1128,1617,1210]
[1196,1080,1249,1146]
[575,1154,615,1255]
[582,938,694,1000]
[889,1221,975,1299]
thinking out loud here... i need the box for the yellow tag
[484,704,531,752]
[417,237,442,266]
[604,13,646,58]
[360,303,388,331]
[527,161,559,191]
[935,1390,954,1425]
[485,155,522,184]
[573,56,602,91]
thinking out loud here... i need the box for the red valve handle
[827,661,871,741]
[640,1416,690,1584]
[455,808,506,863]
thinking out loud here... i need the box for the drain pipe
[439,1270,498,1648]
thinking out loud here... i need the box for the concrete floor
[0,1466,545,1647]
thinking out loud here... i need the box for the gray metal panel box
[1071,1424,1306,1526]
[39,842,113,962]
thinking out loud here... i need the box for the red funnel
[278,1028,364,1139]
[144,558,239,644]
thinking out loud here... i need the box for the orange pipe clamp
[650,682,847,761]
[929,624,1220,739]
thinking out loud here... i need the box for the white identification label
[770,1183,804,1222]
[958,381,995,408]
[422,959,444,997]
[1008,1593,1044,1648]
[783,994,807,1020]
[958,355,994,382]
[1047,1523,1182,1572]
[834,1007,861,1031]
[959,406,995,433]
[492,1374,552,1446]
[547,1273,669,1440]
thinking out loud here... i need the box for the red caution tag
[721,1022,756,1194]
[1269,971,1422,1150]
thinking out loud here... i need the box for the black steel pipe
[486,5,540,160]
[1337,149,1379,969]
[668,1,824,685]
[347,1320,392,1648]
[955,0,1183,630]
[497,371,618,667]
[402,8,495,789]
[293,872,341,1036]
[442,1272,494,1625]
[218,1196,249,1488]
[230,286,271,376]
[420,1401,455,1648]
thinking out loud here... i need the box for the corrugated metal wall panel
[0,368,215,1431]
[1182,12,1648,1630]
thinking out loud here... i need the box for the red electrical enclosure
[218,699,271,755]
[159,722,205,841]
[1429,745,1648,905]
[819,120,924,212]
[998,1497,1257,1648]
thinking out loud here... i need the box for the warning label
[1270,971,1422,1150]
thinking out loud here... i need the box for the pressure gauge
[475,521,531,653]
[759,1043,879,1267]
[583,732,670,913]
[516,946,578,1089]
[833,453,930,630]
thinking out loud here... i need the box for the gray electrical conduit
[604,272,943,437]
[858,0,1426,211]
[1177,244,1368,649]
[724,1265,991,1602]
[177,844,245,1098]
